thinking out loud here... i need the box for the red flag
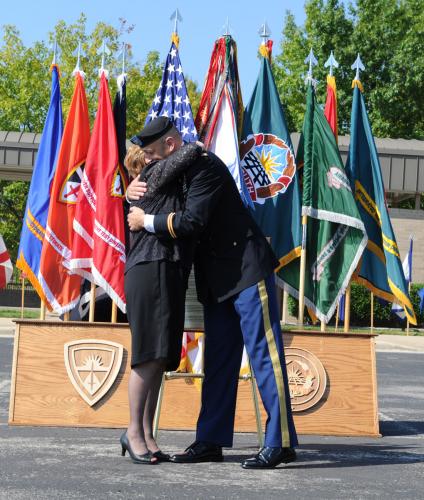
[324,75,338,141]
[39,73,90,313]
[70,73,126,312]
[0,235,13,289]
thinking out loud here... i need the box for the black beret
[130,116,173,147]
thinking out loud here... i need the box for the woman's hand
[128,206,145,231]
[126,175,147,201]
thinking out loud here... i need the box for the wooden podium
[9,320,380,437]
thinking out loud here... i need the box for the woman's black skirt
[124,260,187,371]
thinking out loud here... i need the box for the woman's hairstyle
[124,145,146,179]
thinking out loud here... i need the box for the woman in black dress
[121,140,201,464]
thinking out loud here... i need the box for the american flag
[146,42,198,141]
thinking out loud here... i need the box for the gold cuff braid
[167,213,177,239]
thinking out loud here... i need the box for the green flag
[284,83,367,323]
[240,52,301,277]
[346,81,417,324]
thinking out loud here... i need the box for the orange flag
[70,73,126,312]
[39,72,90,313]
[324,75,338,141]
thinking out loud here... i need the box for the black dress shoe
[242,446,296,469]
[170,441,223,463]
[150,450,171,462]
[120,432,157,465]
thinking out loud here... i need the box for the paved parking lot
[0,325,423,499]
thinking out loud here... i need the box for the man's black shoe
[242,446,296,469]
[170,441,223,463]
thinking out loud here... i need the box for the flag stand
[152,334,264,448]
[298,215,308,325]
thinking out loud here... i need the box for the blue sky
[2,0,307,99]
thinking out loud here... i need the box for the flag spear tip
[170,8,183,34]
[324,50,339,76]
[222,17,231,36]
[258,21,271,44]
[351,53,365,81]
[304,48,318,84]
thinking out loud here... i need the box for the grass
[0,308,40,319]
[284,324,424,336]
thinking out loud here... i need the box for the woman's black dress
[124,144,201,370]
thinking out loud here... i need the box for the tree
[274,0,424,139]
[0,15,201,263]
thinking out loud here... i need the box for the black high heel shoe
[120,432,158,465]
[149,449,171,462]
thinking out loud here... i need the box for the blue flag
[16,65,63,301]
[345,82,416,325]
[146,41,197,141]
[240,50,301,281]
[418,288,424,314]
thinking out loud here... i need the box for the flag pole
[344,284,351,333]
[298,215,308,325]
[406,282,411,336]
[111,301,118,323]
[370,292,374,334]
[281,289,288,324]
[298,50,317,326]
[88,282,96,322]
[335,302,340,332]
[20,276,25,319]
[40,300,46,320]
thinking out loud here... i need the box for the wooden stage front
[8,320,380,437]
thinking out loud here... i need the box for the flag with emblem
[146,35,197,142]
[39,72,90,313]
[16,65,63,301]
[240,43,301,281]
[195,35,252,206]
[284,83,367,323]
[0,235,13,289]
[70,73,126,312]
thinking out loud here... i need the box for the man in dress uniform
[127,117,297,469]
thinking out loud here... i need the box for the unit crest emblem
[240,133,296,204]
[285,348,327,412]
[64,339,124,406]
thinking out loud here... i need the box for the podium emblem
[285,348,327,412]
[64,339,124,406]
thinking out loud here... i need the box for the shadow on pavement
[380,420,424,436]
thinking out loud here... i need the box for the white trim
[73,219,94,249]
[302,206,366,233]
[91,264,126,313]
[37,271,80,315]
[44,225,72,262]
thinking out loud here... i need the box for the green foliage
[287,282,424,327]
[0,180,28,262]
[274,0,424,139]
[0,15,201,265]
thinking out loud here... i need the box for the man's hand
[126,175,147,201]
[128,206,145,231]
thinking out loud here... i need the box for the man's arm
[154,157,224,239]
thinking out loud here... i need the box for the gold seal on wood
[64,339,124,407]
[285,348,327,412]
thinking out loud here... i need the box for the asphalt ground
[0,328,423,499]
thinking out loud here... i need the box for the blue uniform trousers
[196,274,298,448]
